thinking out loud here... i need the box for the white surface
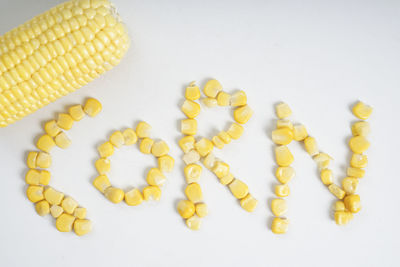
[0,0,399,266]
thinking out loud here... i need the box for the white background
[0,0,399,266]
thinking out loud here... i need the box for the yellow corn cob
[0,0,130,127]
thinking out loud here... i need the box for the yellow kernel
[27,151,38,168]
[74,207,87,219]
[213,161,230,178]
[68,104,85,121]
[228,179,249,199]
[36,151,51,168]
[334,201,346,211]
[271,198,288,216]
[342,177,359,194]
[151,140,170,157]
[122,128,138,145]
[272,128,293,145]
[212,135,225,149]
[185,182,203,203]
[158,155,175,173]
[351,121,370,136]
[202,153,216,170]
[184,164,202,183]
[177,200,195,219]
[275,103,292,119]
[304,137,318,156]
[227,123,244,140]
[56,213,75,232]
[95,158,110,174]
[276,119,293,130]
[183,150,201,165]
[344,194,361,213]
[275,184,290,197]
[349,136,370,154]
[36,134,55,152]
[185,82,201,100]
[350,154,368,168]
[39,170,51,185]
[218,131,231,144]
[181,119,197,135]
[240,194,258,212]
[61,197,78,214]
[334,211,354,225]
[202,97,218,107]
[320,169,333,185]
[220,172,234,185]
[57,113,74,130]
[35,200,50,216]
[83,98,102,117]
[233,105,253,124]
[104,187,124,204]
[275,146,294,167]
[293,124,308,141]
[74,219,92,236]
[25,169,41,185]
[181,100,201,119]
[124,188,143,206]
[136,121,151,138]
[26,185,44,202]
[44,120,61,137]
[203,79,222,98]
[143,185,162,201]
[271,217,289,234]
[313,153,332,170]
[347,167,365,178]
[230,90,247,107]
[44,187,64,205]
[146,168,166,186]
[328,184,346,199]
[139,138,154,154]
[110,130,124,148]
[93,175,111,193]
[54,132,71,149]
[98,141,114,157]
[186,215,201,230]
[352,101,373,120]
[179,136,195,153]
[50,205,64,218]
[195,203,208,217]
[194,138,214,157]
[216,91,231,106]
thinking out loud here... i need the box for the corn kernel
[68,105,85,121]
[342,177,359,194]
[27,151,38,168]
[40,170,51,185]
[271,198,288,216]
[185,82,201,100]
[143,185,162,201]
[185,182,203,203]
[177,200,195,219]
[158,155,175,173]
[347,167,365,178]
[275,184,290,197]
[218,131,231,144]
[139,138,154,154]
[183,150,201,165]
[275,103,292,119]
[334,201,346,211]
[213,161,230,178]
[230,90,247,107]
[184,164,202,183]
[181,119,197,135]
[44,187,64,205]
[186,216,201,230]
[202,153,216,170]
[151,140,170,157]
[122,128,138,145]
[293,124,308,141]
[233,105,253,124]
[313,153,332,170]
[146,168,166,186]
[57,113,74,130]
[98,141,114,157]
[227,123,244,140]
[203,79,222,98]
[216,91,231,106]
[195,203,208,217]
[93,175,111,193]
[104,187,124,204]
[304,137,318,156]
[350,154,368,168]
[55,132,71,149]
[349,136,370,154]
[83,98,102,117]
[36,152,51,168]
[212,135,225,149]
[36,134,55,152]
[110,130,124,148]
[220,172,234,185]
[277,120,293,130]
[56,213,75,232]
[44,120,61,137]
[50,205,64,218]
[62,197,78,214]
[74,219,92,236]
[320,169,333,185]
[74,207,87,219]
[344,194,361,213]
[182,100,201,119]
[229,179,249,199]
[124,188,143,206]
[272,128,293,145]
[35,200,50,216]
[195,138,213,157]
[334,211,353,225]
[25,169,41,185]
[202,97,218,107]
[240,194,258,212]
[328,184,346,199]
[271,217,289,234]
[275,146,294,167]
[352,101,373,120]
[95,158,110,174]
[179,136,195,153]
[27,185,44,202]
[352,121,370,136]
[136,121,151,138]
